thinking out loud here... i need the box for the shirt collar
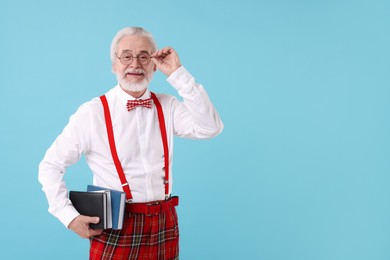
[114,85,151,106]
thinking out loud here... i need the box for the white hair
[110,27,157,64]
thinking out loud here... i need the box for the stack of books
[69,185,126,230]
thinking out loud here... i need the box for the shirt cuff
[167,66,195,92]
[57,205,81,228]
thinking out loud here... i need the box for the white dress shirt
[38,66,223,228]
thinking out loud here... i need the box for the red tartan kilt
[89,207,179,260]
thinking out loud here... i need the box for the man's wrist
[167,66,194,91]
[57,205,80,229]
[167,65,184,79]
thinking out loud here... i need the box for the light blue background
[1,0,389,259]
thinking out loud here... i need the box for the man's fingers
[69,215,102,239]
[152,47,174,59]
[79,215,100,225]
[150,46,181,76]
[89,228,104,237]
[88,216,100,224]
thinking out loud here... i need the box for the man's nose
[129,57,141,67]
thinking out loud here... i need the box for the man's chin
[116,73,152,94]
[120,80,148,93]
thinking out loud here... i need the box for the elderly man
[38,27,223,259]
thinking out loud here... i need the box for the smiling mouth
[126,72,144,77]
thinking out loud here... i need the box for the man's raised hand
[151,47,181,76]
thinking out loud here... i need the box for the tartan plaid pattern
[89,207,179,260]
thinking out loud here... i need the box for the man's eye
[122,55,133,60]
[139,55,149,60]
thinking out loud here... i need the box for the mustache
[124,68,146,75]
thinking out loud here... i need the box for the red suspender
[99,92,170,202]
[100,95,133,201]
[150,92,170,199]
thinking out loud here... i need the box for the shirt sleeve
[38,103,92,228]
[167,66,224,139]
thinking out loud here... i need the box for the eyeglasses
[115,52,152,65]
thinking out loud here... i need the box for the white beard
[118,76,149,93]
[116,69,153,93]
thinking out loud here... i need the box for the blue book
[87,185,126,230]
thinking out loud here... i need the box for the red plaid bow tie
[126,98,152,111]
